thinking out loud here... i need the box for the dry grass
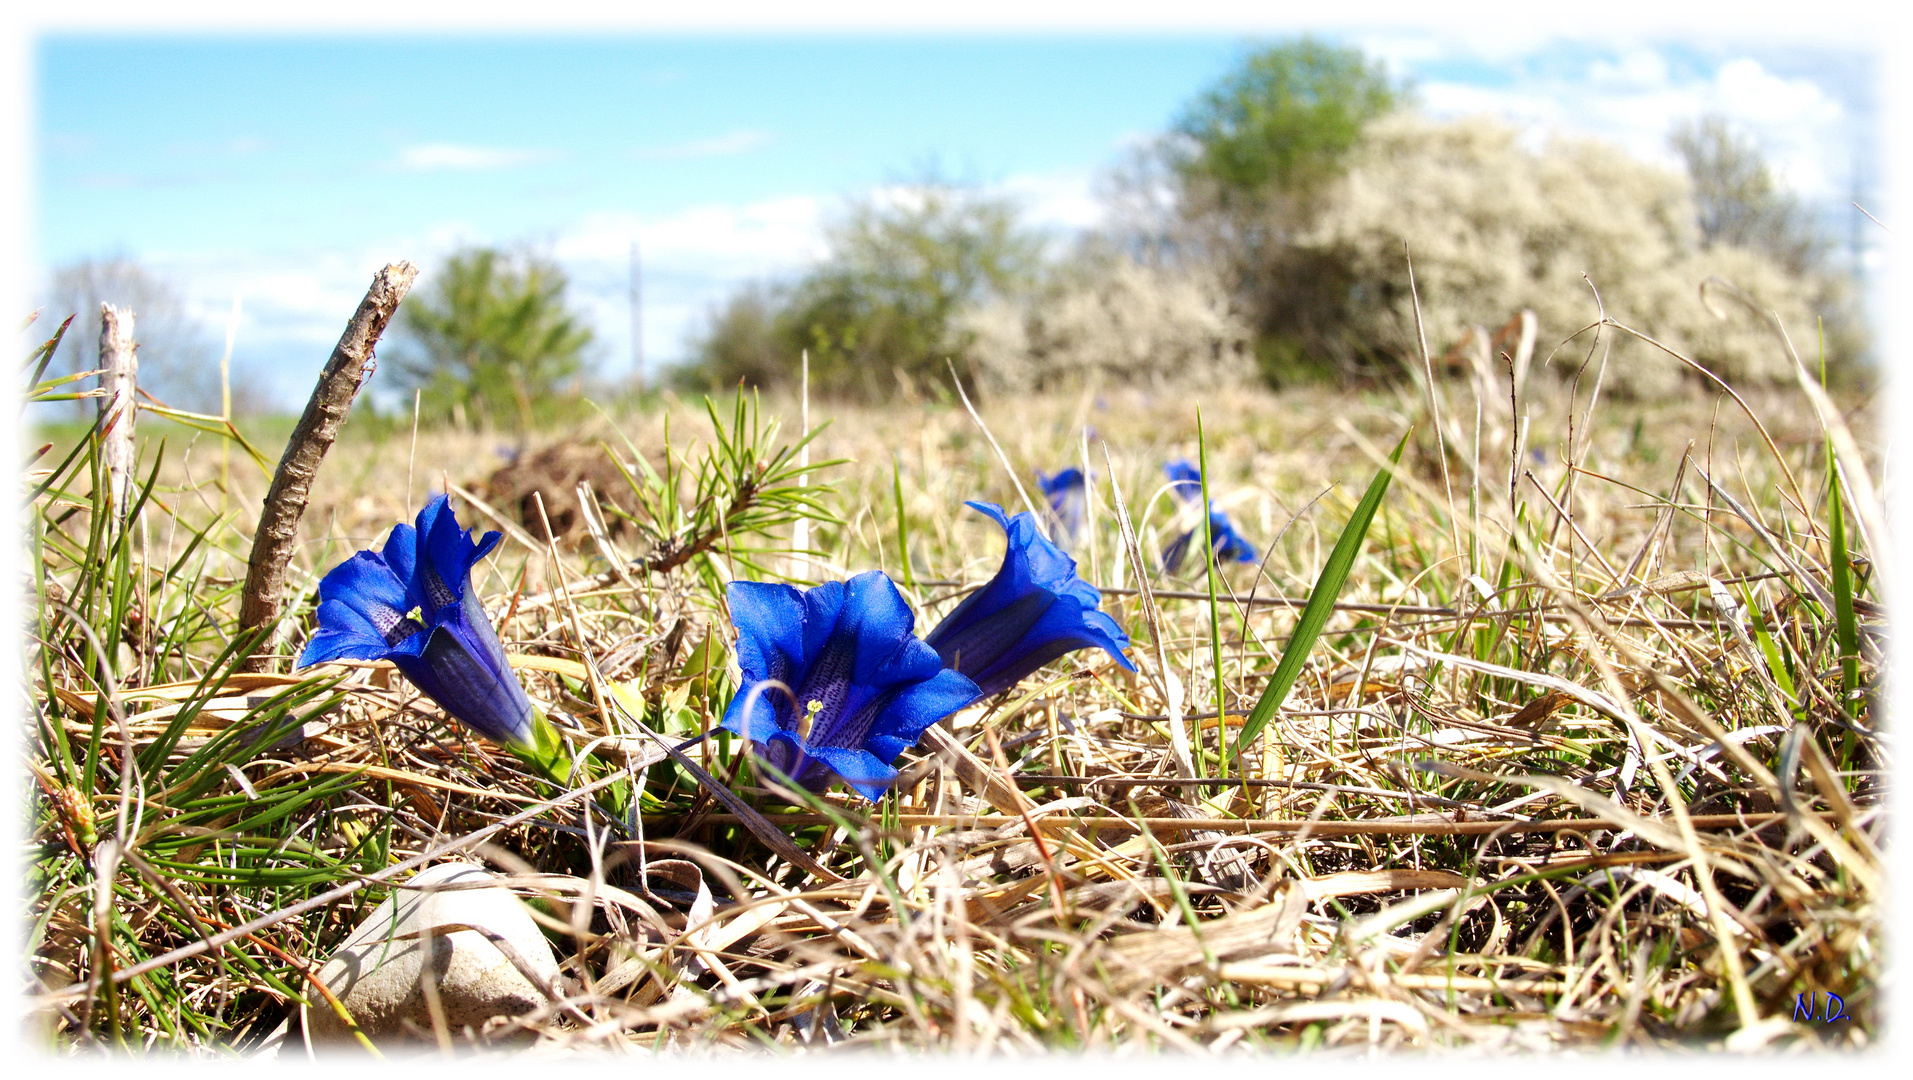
[25,347,1883,1055]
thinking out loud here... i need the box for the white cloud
[1587,48,1670,90]
[395,143,553,172]
[1000,171,1102,233]
[1393,43,1857,201]
[550,196,828,270]
[122,170,1114,407]
[548,197,831,375]
[114,194,832,406]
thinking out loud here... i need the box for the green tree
[395,247,595,430]
[1156,39,1404,384]
[1172,38,1400,204]
[683,281,789,392]
[767,182,1045,398]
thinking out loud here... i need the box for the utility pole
[629,238,644,392]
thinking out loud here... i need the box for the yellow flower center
[796,697,825,743]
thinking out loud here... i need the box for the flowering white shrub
[960,257,1255,393]
[1298,114,1824,395]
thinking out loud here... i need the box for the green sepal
[508,709,574,786]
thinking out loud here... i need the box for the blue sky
[37,37,1245,253]
[32,31,1882,408]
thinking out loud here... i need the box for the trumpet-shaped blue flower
[1035,466,1087,546]
[925,501,1137,699]
[299,493,535,747]
[1164,458,1204,503]
[721,571,979,802]
[1162,506,1260,573]
[1159,460,1258,573]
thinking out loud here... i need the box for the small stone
[304,862,560,1045]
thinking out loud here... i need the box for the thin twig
[97,304,138,520]
[238,262,418,670]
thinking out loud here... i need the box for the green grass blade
[1745,591,1798,709]
[1234,428,1408,764]
[892,452,916,594]
[1827,443,1859,701]
[1198,409,1224,779]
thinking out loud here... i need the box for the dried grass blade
[631,723,843,884]
[1100,442,1193,778]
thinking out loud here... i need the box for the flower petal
[380,522,420,602]
[965,499,1015,534]
[839,572,927,688]
[927,501,1133,698]
[1162,529,1195,574]
[298,599,393,665]
[1004,511,1081,590]
[417,494,473,612]
[302,495,536,747]
[1165,459,1203,502]
[1037,466,1087,542]
[1164,507,1257,571]
[863,667,980,763]
[724,571,981,804]
[805,745,901,803]
[404,493,502,616]
[798,578,849,662]
[720,678,795,743]
[924,588,1053,679]
[314,550,411,643]
[795,572,926,753]
[759,729,829,791]
[395,599,535,747]
[727,580,808,685]
[960,595,1134,699]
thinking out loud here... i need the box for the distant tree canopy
[692,282,789,392]
[687,183,1045,398]
[395,247,595,431]
[1155,40,1410,382]
[45,258,246,416]
[1281,114,1839,394]
[1670,114,1825,276]
[679,38,1860,400]
[1170,38,1401,204]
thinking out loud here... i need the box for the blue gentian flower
[1159,460,1259,573]
[925,501,1137,699]
[299,493,535,748]
[1164,459,1204,503]
[1162,506,1260,573]
[1035,466,1087,546]
[721,571,979,802]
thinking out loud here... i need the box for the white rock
[304,862,561,1044]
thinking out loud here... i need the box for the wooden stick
[238,262,418,670]
[97,303,138,520]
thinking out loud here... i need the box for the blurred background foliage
[34,37,1867,422]
[1168,38,1401,202]
[390,246,598,432]
[687,36,1864,401]
[688,182,1045,399]
[45,258,270,418]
